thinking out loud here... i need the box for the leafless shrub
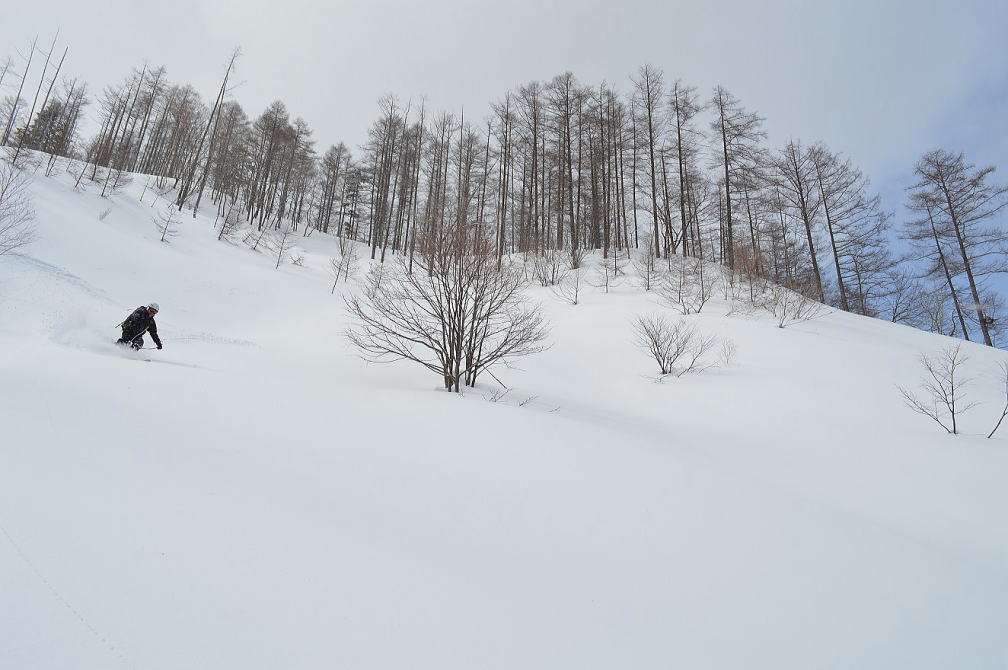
[732,254,772,307]
[988,361,1008,439]
[633,314,724,378]
[529,249,566,287]
[632,239,664,291]
[217,204,244,242]
[483,388,511,403]
[660,256,717,314]
[290,253,305,266]
[897,345,977,434]
[330,247,359,292]
[242,229,259,250]
[98,207,112,221]
[154,204,180,242]
[588,255,627,294]
[552,266,583,305]
[0,160,35,255]
[720,339,737,367]
[761,282,828,328]
[271,224,296,269]
[244,221,274,252]
[346,227,549,392]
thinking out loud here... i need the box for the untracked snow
[1,159,1007,669]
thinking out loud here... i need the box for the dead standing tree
[1,38,37,147]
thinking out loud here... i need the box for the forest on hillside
[2,37,1006,346]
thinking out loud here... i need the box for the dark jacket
[121,306,161,346]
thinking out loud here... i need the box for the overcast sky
[2,0,1006,215]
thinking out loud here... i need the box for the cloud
[2,0,1005,202]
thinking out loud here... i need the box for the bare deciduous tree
[330,246,359,291]
[908,151,1008,347]
[346,228,548,392]
[710,86,765,269]
[154,204,180,242]
[897,344,976,434]
[271,222,295,269]
[633,313,725,378]
[552,265,583,305]
[632,237,663,290]
[588,254,626,294]
[217,203,243,242]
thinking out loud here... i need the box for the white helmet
[148,302,160,312]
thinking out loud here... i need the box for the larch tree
[709,86,764,270]
[909,150,1008,346]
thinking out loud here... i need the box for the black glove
[157,343,163,350]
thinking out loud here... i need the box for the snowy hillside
[2,159,1007,669]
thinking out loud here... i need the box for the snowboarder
[117,303,163,351]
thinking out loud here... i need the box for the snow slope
[2,158,1007,669]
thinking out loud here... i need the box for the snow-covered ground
[2,157,1007,669]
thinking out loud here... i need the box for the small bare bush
[98,207,112,221]
[552,266,583,305]
[719,339,737,367]
[897,345,977,435]
[762,282,827,328]
[632,239,664,291]
[242,229,259,249]
[217,204,244,242]
[529,249,567,287]
[660,257,717,314]
[270,225,297,269]
[330,247,359,292]
[633,314,726,378]
[154,205,181,242]
[589,255,627,294]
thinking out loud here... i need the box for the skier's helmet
[148,302,160,312]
